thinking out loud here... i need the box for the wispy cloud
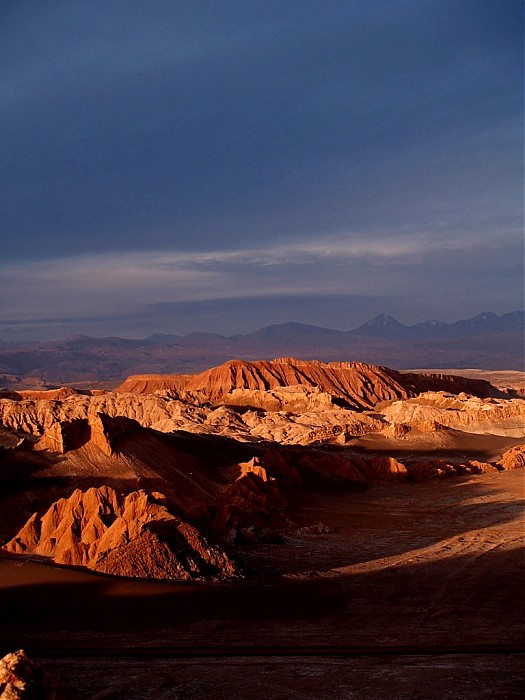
[1,228,521,331]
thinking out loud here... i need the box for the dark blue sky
[1,0,523,340]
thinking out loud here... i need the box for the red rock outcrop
[0,649,58,699]
[114,358,503,407]
[0,382,385,447]
[405,458,501,481]
[0,386,85,402]
[115,373,194,395]
[224,385,336,412]
[0,392,178,436]
[33,418,90,453]
[211,451,303,536]
[212,470,289,535]
[33,413,141,456]
[183,358,413,407]
[498,444,525,470]
[0,360,515,448]
[295,452,408,483]
[3,486,240,581]
[382,393,525,438]
[399,372,503,399]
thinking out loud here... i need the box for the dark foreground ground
[0,470,523,698]
[33,654,525,700]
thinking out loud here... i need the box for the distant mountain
[351,314,410,338]
[409,319,450,336]
[0,311,523,388]
[144,333,181,343]
[238,322,347,347]
[145,332,236,346]
[60,335,147,349]
[448,311,525,335]
[501,310,525,329]
[349,311,525,339]
[174,332,235,347]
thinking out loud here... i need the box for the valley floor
[1,469,523,698]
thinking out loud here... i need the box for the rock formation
[498,443,525,470]
[3,486,240,581]
[114,358,503,407]
[398,372,502,398]
[115,373,194,395]
[0,357,523,582]
[382,392,525,437]
[32,417,87,454]
[0,649,58,699]
[182,358,413,407]
[212,451,304,538]
[0,386,86,402]
[295,452,408,483]
[223,385,336,412]
[0,360,518,447]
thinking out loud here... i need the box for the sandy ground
[0,469,523,698]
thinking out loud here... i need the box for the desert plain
[0,357,523,699]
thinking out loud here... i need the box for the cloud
[1,1,521,261]
[0,1,521,341]
[0,227,521,334]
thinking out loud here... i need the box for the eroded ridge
[4,486,240,581]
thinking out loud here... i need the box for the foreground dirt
[31,654,525,700]
[0,470,523,698]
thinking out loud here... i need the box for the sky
[1,0,523,341]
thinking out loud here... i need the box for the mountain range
[145,311,523,343]
[0,311,523,388]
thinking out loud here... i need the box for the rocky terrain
[0,356,523,697]
[0,649,59,699]
[4,486,240,581]
[403,368,525,397]
[0,357,523,582]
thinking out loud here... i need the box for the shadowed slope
[3,486,240,581]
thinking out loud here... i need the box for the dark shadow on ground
[0,543,523,652]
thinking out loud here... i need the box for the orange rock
[183,358,414,408]
[115,373,194,394]
[0,386,84,401]
[0,649,57,699]
[498,443,525,470]
[110,361,504,409]
[34,418,89,453]
[212,463,290,533]
[296,452,408,483]
[3,486,240,581]
[405,458,498,481]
